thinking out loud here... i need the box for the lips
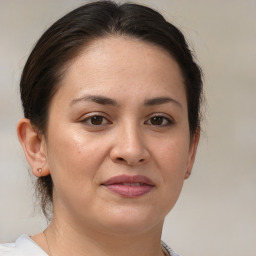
[101,175,155,198]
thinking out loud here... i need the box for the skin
[18,36,200,256]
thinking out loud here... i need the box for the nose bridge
[122,120,142,150]
[110,118,149,165]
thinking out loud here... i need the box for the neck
[43,216,165,256]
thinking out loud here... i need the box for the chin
[96,206,165,235]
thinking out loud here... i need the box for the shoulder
[161,240,180,256]
[0,235,48,256]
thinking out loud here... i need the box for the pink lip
[101,175,155,198]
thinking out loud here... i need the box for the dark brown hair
[20,0,203,218]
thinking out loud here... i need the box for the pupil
[151,116,163,125]
[91,116,103,125]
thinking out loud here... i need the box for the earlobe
[17,118,50,177]
[185,129,200,179]
[184,170,191,179]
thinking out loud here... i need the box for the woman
[0,1,203,255]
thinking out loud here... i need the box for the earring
[37,168,42,173]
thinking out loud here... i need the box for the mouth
[101,175,155,198]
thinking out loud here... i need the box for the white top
[0,234,179,256]
[0,235,48,256]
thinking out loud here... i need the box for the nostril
[117,157,125,162]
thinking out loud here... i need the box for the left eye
[81,115,109,126]
[145,116,172,126]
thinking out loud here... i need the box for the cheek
[149,136,190,217]
[152,133,190,197]
[45,126,112,194]
[153,134,190,173]
[45,131,98,210]
[47,125,104,168]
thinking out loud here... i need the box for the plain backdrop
[0,1,256,255]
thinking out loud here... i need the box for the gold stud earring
[37,168,42,173]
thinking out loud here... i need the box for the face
[42,36,198,235]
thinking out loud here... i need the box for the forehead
[71,36,182,78]
[54,36,186,107]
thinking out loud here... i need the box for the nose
[110,123,150,166]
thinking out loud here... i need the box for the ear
[185,129,200,179]
[17,118,50,177]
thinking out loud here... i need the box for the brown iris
[91,116,104,125]
[150,116,164,125]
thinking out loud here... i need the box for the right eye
[81,115,110,126]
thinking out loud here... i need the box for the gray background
[0,1,255,255]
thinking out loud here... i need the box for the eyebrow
[70,95,118,106]
[70,95,182,109]
[144,97,183,109]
